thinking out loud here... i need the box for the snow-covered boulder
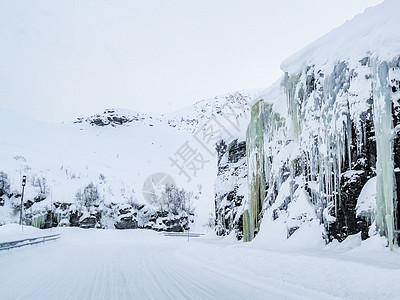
[114,204,138,229]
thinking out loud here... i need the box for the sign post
[20,175,26,229]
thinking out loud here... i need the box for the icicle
[284,73,301,140]
[372,60,396,249]
[346,107,353,170]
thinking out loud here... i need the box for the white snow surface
[0,223,44,243]
[281,0,400,75]
[0,225,399,299]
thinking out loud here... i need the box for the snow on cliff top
[281,0,400,74]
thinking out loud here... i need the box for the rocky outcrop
[73,91,255,135]
[19,199,193,232]
[75,109,137,127]
[80,215,98,229]
[114,204,138,229]
[147,210,191,232]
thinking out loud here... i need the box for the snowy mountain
[2,0,399,253]
[4,2,400,299]
[0,90,257,232]
[77,90,257,136]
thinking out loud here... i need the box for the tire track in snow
[0,229,341,299]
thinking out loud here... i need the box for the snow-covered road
[1,228,399,299]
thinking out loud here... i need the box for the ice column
[284,73,301,141]
[244,100,266,242]
[373,60,396,249]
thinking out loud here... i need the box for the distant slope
[0,90,258,231]
[281,0,400,74]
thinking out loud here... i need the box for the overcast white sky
[0,0,383,122]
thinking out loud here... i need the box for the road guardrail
[0,234,61,251]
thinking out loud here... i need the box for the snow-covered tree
[31,175,48,195]
[0,171,10,197]
[160,184,194,215]
[76,183,100,208]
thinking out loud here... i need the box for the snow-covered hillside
[281,0,400,74]
[0,91,256,232]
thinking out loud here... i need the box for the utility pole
[20,175,26,230]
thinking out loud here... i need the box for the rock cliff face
[213,0,400,247]
[243,45,400,247]
[3,194,191,231]
[214,140,247,239]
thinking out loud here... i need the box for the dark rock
[119,207,131,215]
[214,139,247,240]
[227,140,246,163]
[287,226,300,238]
[114,216,138,229]
[392,99,400,244]
[80,215,97,229]
[34,194,46,203]
[24,200,34,209]
[40,211,59,229]
[69,210,81,227]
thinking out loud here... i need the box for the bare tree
[75,190,84,206]
[82,182,99,207]
[99,173,106,183]
[160,184,194,215]
[31,176,48,195]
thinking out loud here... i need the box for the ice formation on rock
[242,0,400,247]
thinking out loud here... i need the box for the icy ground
[1,226,399,299]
